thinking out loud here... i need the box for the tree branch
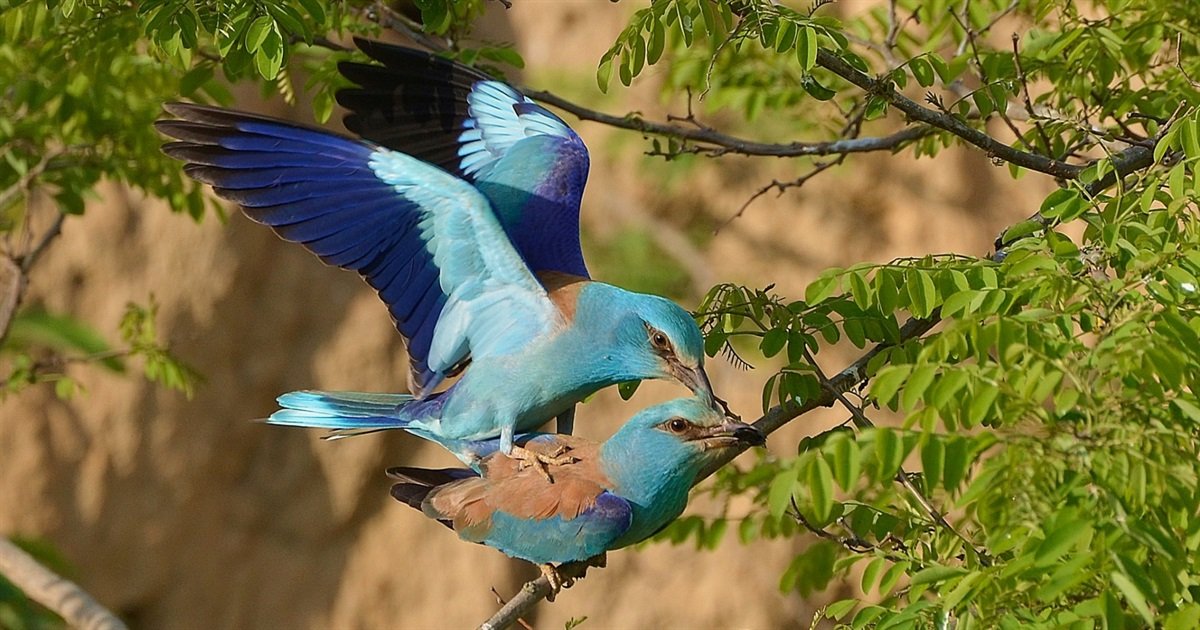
[525,88,933,158]
[0,538,128,630]
[0,256,21,347]
[17,211,66,275]
[477,561,592,630]
[814,49,1082,179]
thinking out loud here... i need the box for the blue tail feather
[267,390,418,438]
[276,390,413,417]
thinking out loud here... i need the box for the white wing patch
[457,81,577,178]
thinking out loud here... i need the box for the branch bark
[0,538,128,630]
[813,49,1082,180]
[525,89,933,158]
[477,560,592,630]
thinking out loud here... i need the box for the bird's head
[612,294,715,404]
[601,397,765,490]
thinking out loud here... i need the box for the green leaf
[972,90,994,117]
[874,428,905,480]
[179,64,212,96]
[761,327,787,358]
[296,0,326,24]
[802,74,836,101]
[6,310,123,372]
[1165,605,1200,630]
[805,272,839,303]
[921,438,945,492]
[244,15,272,52]
[768,468,798,520]
[829,435,861,491]
[1035,519,1092,567]
[312,89,333,124]
[900,363,937,410]
[879,561,909,595]
[597,53,614,92]
[861,556,885,592]
[910,564,968,586]
[905,269,939,318]
[825,599,857,620]
[1111,572,1154,625]
[647,16,665,65]
[909,57,934,87]
[618,380,641,400]
[797,27,817,71]
[942,437,970,490]
[808,455,835,523]
[870,365,912,407]
[775,21,797,53]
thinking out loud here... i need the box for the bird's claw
[509,445,578,483]
[540,564,564,601]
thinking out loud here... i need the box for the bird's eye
[649,329,671,351]
[667,418,690,433]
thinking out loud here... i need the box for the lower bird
[387,397,765,592]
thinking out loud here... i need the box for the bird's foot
[509,445,578,483]
[540,564,565,601]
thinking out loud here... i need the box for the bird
[154,41,721,469]
[387,396,765,592]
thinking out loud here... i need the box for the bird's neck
[599,439,698,547]
[548,283,648,391]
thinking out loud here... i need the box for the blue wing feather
[337,39,591,279]
[482,492,632,564]
[158,103,560,396]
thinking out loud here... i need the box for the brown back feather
[423,435,611,541]
[537,271,589,322]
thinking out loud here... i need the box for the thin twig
[950,7,1029,150]
[488,588,534,630]
[18,211,66,274]
[788,499,915,565]
[0,538,128,630]
[716,159,843,232]
[1012,33,1053,153]
[0,149,62,213]
[358,2,450,52]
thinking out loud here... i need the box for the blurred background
[1,1,1054,627]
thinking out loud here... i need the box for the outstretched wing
[156,103,562,396]
[337,39,591,278]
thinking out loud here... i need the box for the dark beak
[733,425,766,446]
[700,419,766,450]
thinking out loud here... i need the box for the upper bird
[388,397,765,592]
[155,39,718,466]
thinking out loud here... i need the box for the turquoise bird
[388,397,764,591]
[155,48,719,468]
